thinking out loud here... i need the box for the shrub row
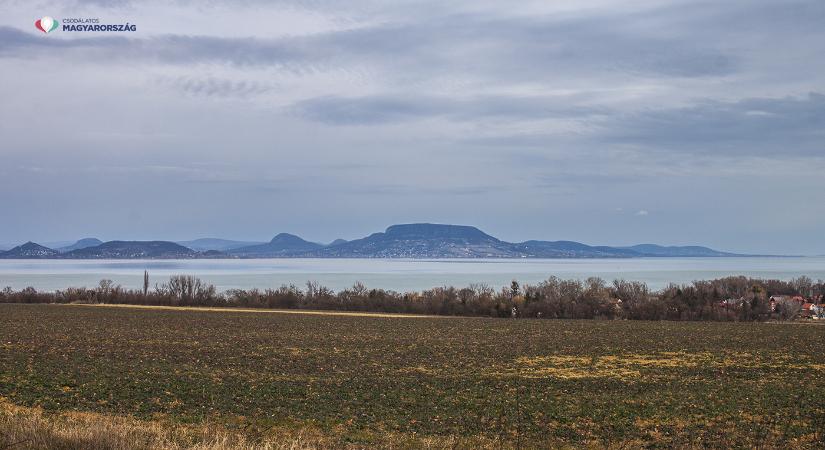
[1,275,822,321]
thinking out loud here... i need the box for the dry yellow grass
[4,400,818,450]
[0,401,519,450]
[489,351,825,380]
[67,303,449,319]
[0,401,325,450]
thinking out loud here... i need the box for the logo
[35,16,59,33]
[32,15,137,34]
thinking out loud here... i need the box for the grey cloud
[67,0,132,6]
[7,0,823,90]
[0,26,120,53]
[614,49,734,78]
[157,76,274,98]
[459,94,825,159]
[64,0,356,7]
[605,93,825,156]
[0,6,741,81]
[291,94,602,125]
[345,183,497,197]
[0,27,308,69]
[292,95,436,125]
[536,173,647,191]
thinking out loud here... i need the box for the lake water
[0,257,823,293]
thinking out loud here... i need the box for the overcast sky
[1,0,823,254]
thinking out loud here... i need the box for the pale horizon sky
[1,0,824,254]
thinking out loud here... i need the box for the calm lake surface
[0,257,823,293]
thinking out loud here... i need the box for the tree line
[1,275,823,321]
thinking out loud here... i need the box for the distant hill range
[177,238,266,252]
[58,238,103,253]
[63,241,202,259]
[1,242,61,258]
[620,244,735,257]
[0,239,212,259]
[0,224,750,259]
[304,224,515,258]
[230,233,324,257]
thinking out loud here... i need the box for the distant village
[722,294,825,320]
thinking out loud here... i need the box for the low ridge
[0,242,59,258]
[229,233,324,257]
[58,238,104,253]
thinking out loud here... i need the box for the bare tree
[143,270,149,297]
[96,279,121,303]
[776,297,802,321]
[306,280,320,299]
[351,281,368,296]
[157,275,217,305]
[791,276,813,298]
[510,280,520,299]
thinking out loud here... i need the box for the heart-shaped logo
[35,16,59,33]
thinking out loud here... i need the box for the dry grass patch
[0,402,520,450]
[70,303,447,319]
[495,351,825,380]
[0,401,325,450]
